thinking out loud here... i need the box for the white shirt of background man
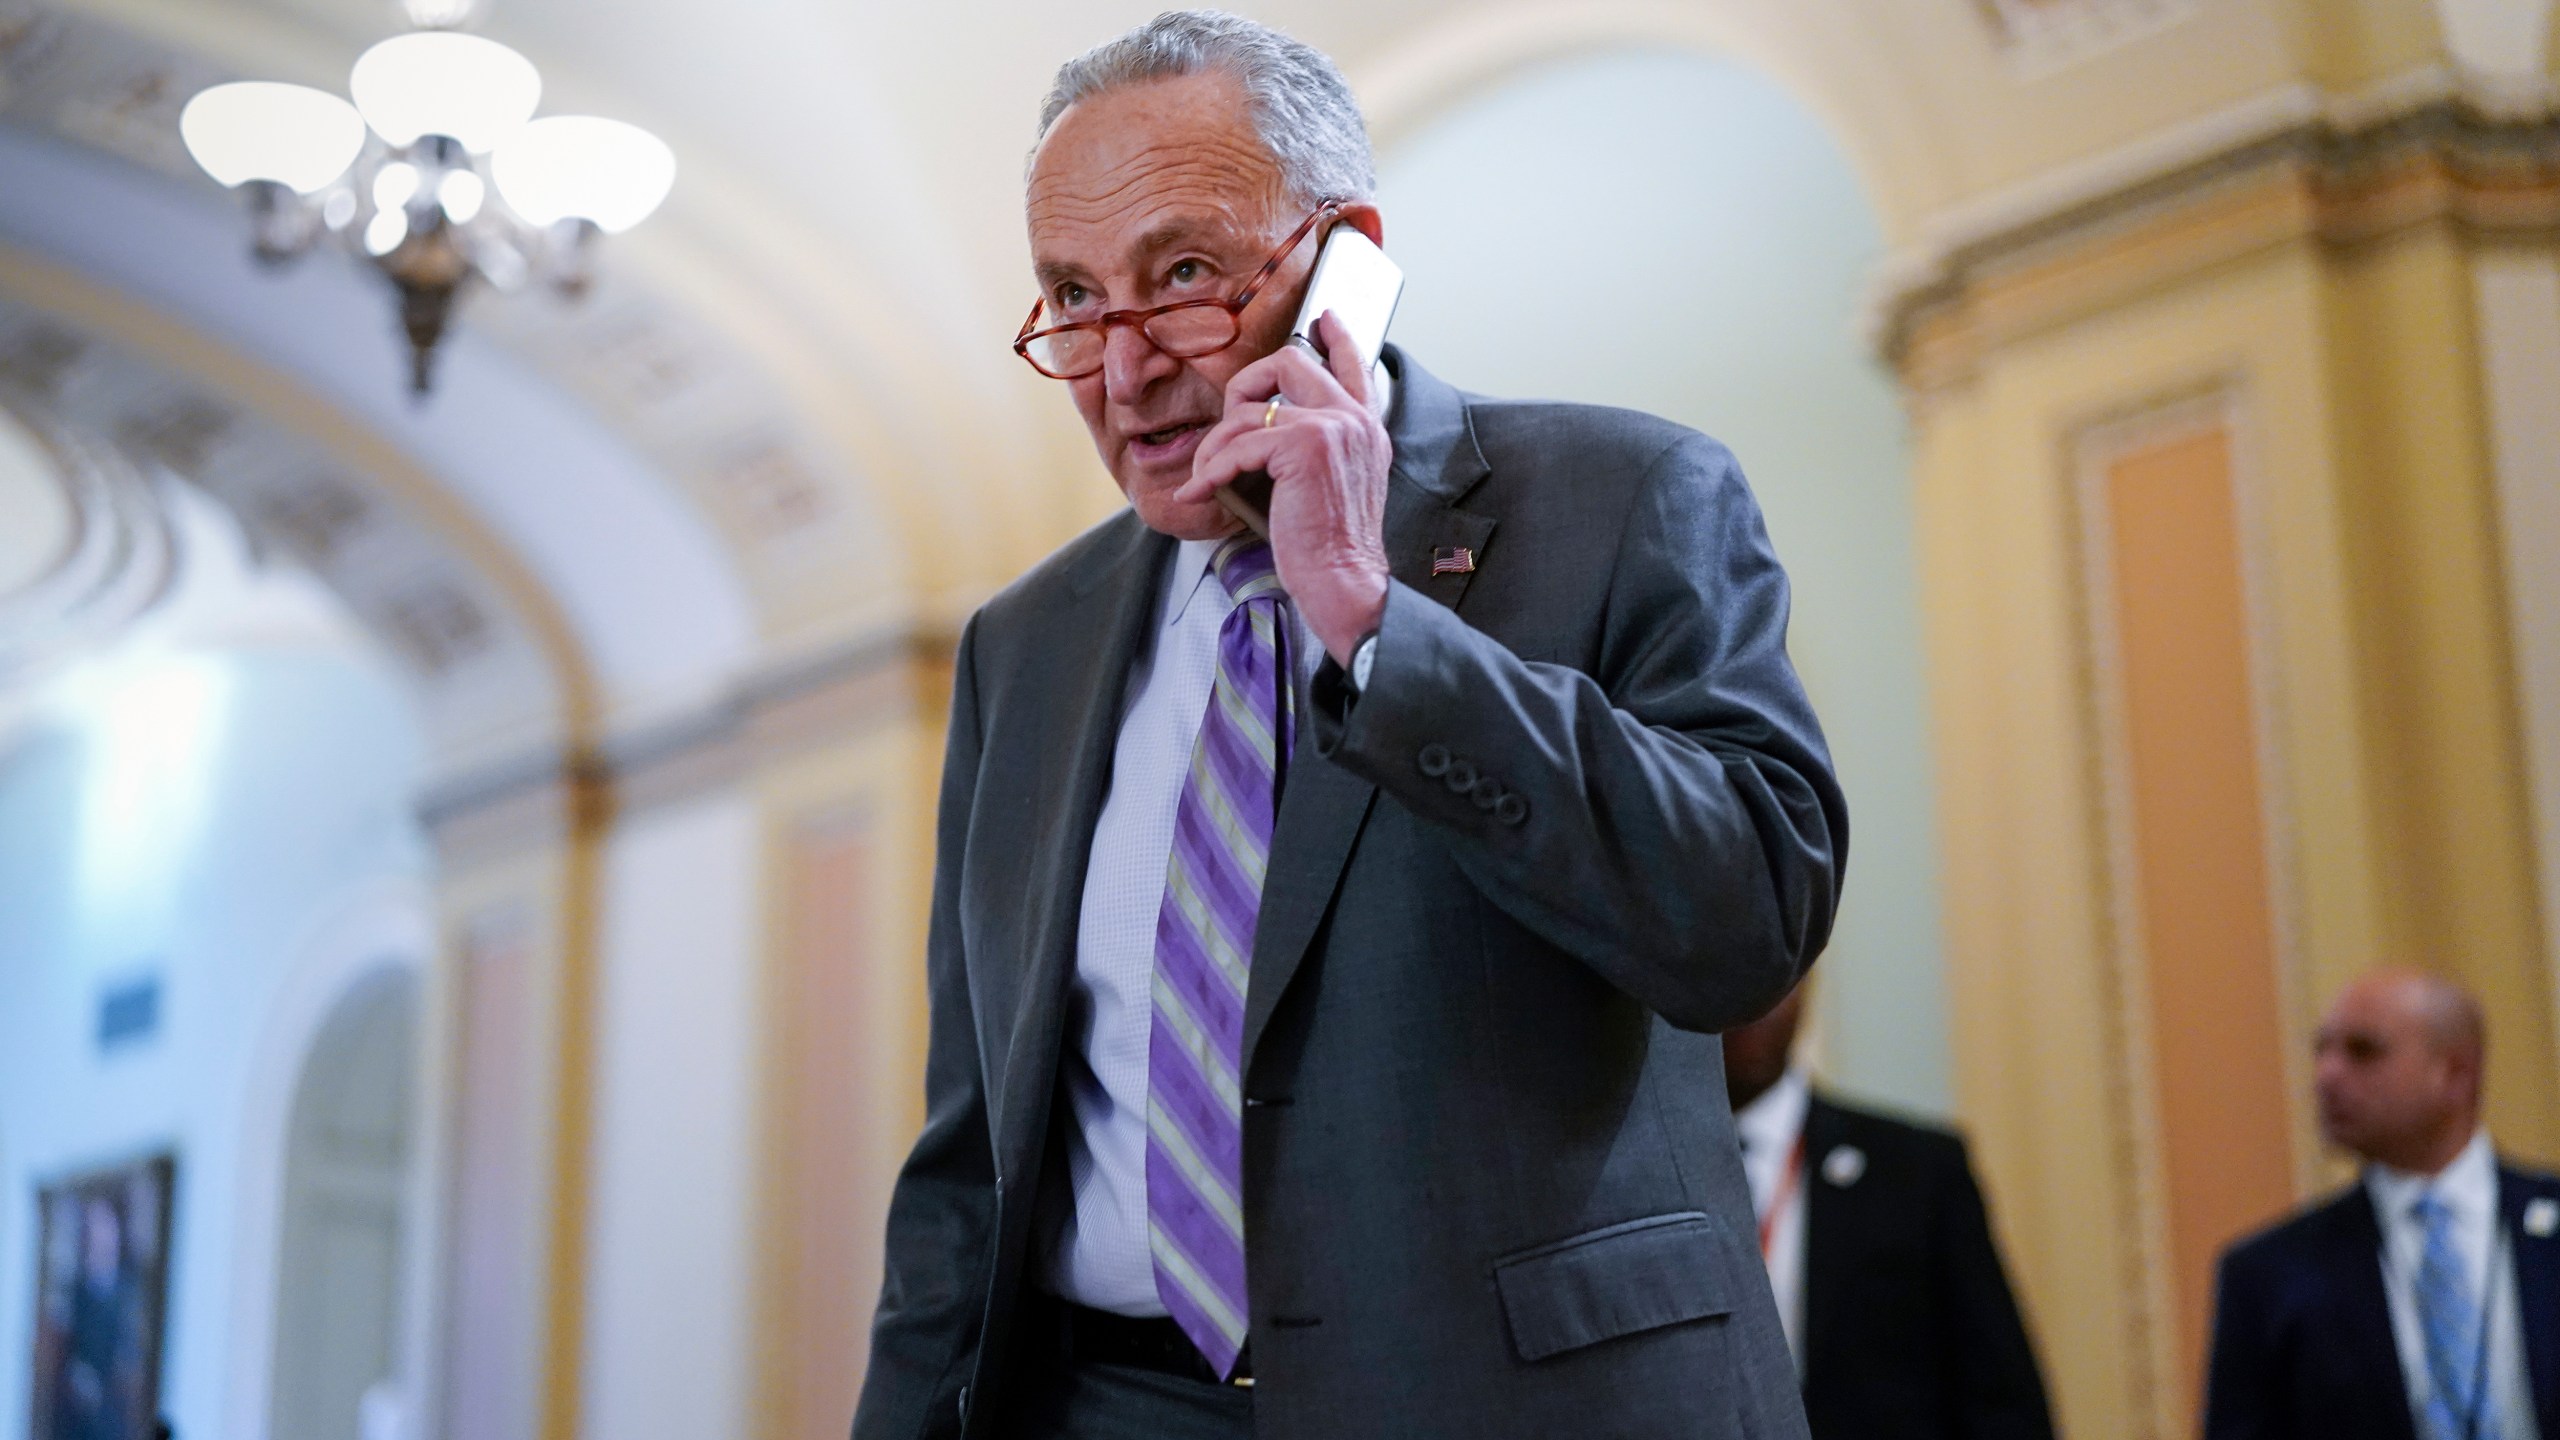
[1735,1066,1811,1371]
[2366,1129,2542,1440]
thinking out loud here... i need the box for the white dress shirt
[2366,1130,2541,1440]
[1734,1067,1811,1370]
[1046,535,1319,1314]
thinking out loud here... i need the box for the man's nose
[1101,321,1176,405]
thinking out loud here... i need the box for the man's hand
[1181,310,1391,665]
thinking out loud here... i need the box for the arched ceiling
[0,286,567,773]
[0,0,2500,781]
[24,0,2476,570]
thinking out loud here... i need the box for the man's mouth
[1132,419,1211,450]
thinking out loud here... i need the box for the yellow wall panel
[2319,229,2558,1162]
[2098,426,2297,1415]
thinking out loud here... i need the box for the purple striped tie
[1148,534,1294,1378]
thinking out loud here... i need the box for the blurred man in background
[2206,970,2560,1440]
[1722,983,2055,1440]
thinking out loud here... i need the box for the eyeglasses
[1012,200,1342,380]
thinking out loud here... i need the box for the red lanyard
[1759,1131,1808,1260]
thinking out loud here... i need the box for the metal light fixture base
[397,276,463,397]
[242,178,321,265]
[544,217,602,300]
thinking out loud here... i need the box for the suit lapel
[992,517,1172,1180]
[2327,1186,2420,1440]
[1798,1096,1849,1385]
[1241,351,1495,1071]
[2498,1167,2560,1431]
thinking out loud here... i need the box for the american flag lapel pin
[1429,545,1477,576]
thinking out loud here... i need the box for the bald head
[2399,970,2485,1060]
[2314,968,2487,1175]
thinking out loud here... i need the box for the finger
[1179,427,1287,501]
[1315,311,1369,407]
[1197,389,1289,467]
[1188,413,1253,493]
[1224,337,1352,415]
[1264,339,1354,412]
[1219,346,1292,408]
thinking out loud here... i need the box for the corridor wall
[0,486,433,1439]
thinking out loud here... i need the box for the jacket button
[1445,758,1477,792]
[1496,794,1529,826]
[1471,782,1502,811]
[1418,743,1451,777]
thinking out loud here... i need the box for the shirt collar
[1165,537,1221,629]
[1735,1067,1811,1159]
[2366,1128,2497,1223]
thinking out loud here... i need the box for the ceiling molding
[1878,83,2560,388]
[0,391,179,681]
[1970,0,2208,80]
[0,243,588,774]
[416,617,932,848]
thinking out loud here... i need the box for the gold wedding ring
[1262,396,1283,429]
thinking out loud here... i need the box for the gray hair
[1034,10,1376,206]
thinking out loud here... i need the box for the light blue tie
[2412,1192,2497,1440]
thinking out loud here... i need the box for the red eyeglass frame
[1011,200,1344,379]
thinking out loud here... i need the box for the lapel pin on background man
[1721,982,2057,1440]
[851,12,1848,1439]
[2205,970,2560,1440]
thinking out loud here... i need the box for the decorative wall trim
[1970,0,2205,80]
[2069,385,2314,1426]
[2069,396,2205,1440]
[1879,82,2560,387]
[418,624,939,850]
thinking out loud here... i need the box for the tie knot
[2411,1192,2452,1230]
[1211,534,1283,605]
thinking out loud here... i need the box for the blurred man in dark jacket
[2205,970,2560,1440]
[1723,985,2056,1440]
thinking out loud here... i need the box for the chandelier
[176,2,674,395]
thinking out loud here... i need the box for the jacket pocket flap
[1492,1212,1736,1362]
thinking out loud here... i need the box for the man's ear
[1339,201,1384,249]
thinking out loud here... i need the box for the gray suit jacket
[854,349,1846,1440]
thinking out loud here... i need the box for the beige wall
[1901,92,2560,1439]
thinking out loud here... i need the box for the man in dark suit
[1721,984,2055,1440]
[851,11,1845,1440]
[2206,970,2560,1440]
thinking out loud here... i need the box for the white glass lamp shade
[349,32,540,152]
[180,83,366,194]
[492,117,675,233]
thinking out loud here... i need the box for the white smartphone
[1220,224,1405,537]
[1287,224,1404,377]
